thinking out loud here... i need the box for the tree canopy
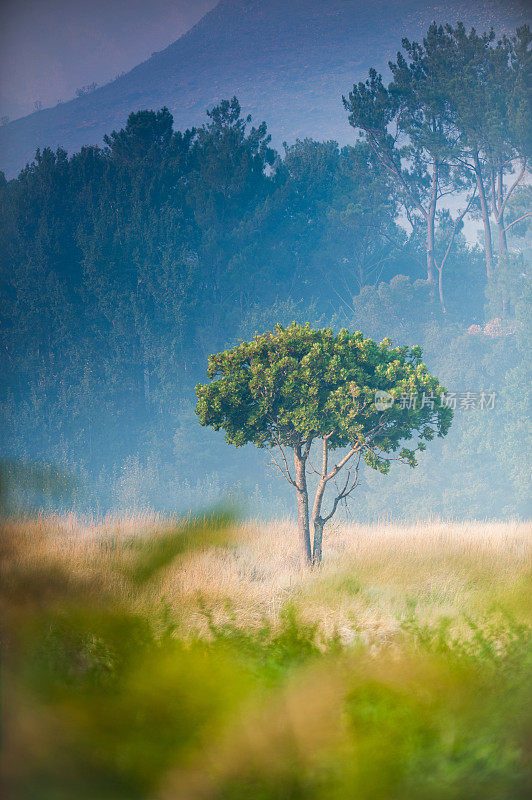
[196,324,452,562]
[344,22,531,309]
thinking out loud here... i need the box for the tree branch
[504,211,532,233]
[499,158,527,218]
[490,166,499,218]
[266,424,297,487]
[365,133,428,220]
[266,448,296,487]
[321,452,362,524]
[435,186,477,274]
[323,444,360,482]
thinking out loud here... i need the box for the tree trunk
[426,160,438,296]
[310,438,361,565]
[473,152,494,279]
[497,219,509,319]
[311,439,329,565]
[497,219,508,261]
[494,166,509,264]
[427,210,437,286]
[312,519,324,565]
[294,447,312,565]
[438,266,446,314]
[311,479,327,566]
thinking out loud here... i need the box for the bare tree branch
[365,133,428,220]
[499,158,527,218]
[504,211,532,233]
[266,423,297,487]
[266,447,296,488]
[435,186,477,274]
[323,444,360,482]
[321,452,362,523]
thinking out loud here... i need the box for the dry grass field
[6,513,530,635]
[2,513,531,799]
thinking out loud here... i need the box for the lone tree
[196,324,452,564]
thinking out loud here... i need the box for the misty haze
[1,1,531,798]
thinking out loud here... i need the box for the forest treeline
[0,23,530,516]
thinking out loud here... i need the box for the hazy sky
[0,0,217,120]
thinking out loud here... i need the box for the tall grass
[1,514,531,798]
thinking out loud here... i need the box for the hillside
[0,0,529,176]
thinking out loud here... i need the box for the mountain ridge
[0,0,529,176]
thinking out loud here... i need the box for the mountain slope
[0,0,529,176]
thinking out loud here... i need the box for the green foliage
[196,322,451,469]
[200,603,328,684]
[486,252,528,319]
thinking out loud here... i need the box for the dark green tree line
[0,21,529,515]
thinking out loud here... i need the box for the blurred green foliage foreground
[1,513,531,800]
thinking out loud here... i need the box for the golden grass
[4,513,530,644]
